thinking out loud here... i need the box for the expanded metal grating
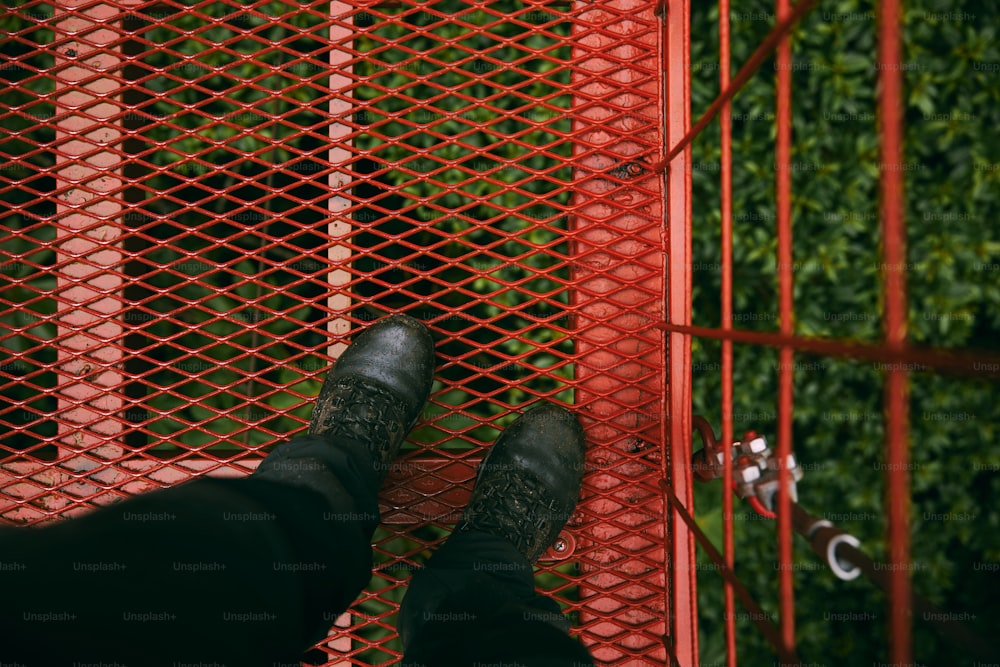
[1,0,676,664]
[6,0,991,664]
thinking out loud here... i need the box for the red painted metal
[570,0,671,661]
[326,3,354,658]
[774,0,796,655]
[652,0,941,665]
[53,0,138,518]
[877,0,913,662]
[717,0,736,663]
[1,0,679,664]
[0,0,961,664]
[652,0,819,172]
[663,0,697,663]
[660,477,800,665]
[653,323,1000,379]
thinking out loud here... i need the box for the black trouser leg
[398,528,595,667]
[0,434,380,667]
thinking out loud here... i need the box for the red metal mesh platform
[1,0,677,664]
[10,1,989,664]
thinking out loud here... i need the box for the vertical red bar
[51,0,138,513]
[878,0,912,663]
[774,0,796,655]
[325,2,354,661]
[717,0,736,665]
[572,0,669,658]
[664,0,697,663]
[327,5,352,365]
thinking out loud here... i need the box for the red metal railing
[657,1,998,665]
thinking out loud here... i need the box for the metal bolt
[744,436,767,454]
[735,465,761,484]
[768,453,798,470]
[625,437,647,452]
[553,538,568,553]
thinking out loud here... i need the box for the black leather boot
[306,314,436,481]
[453,403,586,562]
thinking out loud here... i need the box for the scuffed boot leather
[454,403,586,562]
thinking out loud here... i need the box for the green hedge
[689,0,999,664]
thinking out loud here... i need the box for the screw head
[553,538,568,553]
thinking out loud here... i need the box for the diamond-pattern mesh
[0,0,668,663]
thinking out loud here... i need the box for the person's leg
[1,314,436,667]
[399,529,594,667]
[1,460,373,667]
[398,403,596,667]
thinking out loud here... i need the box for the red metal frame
[2,0,682,664]
[718,0,736,662]
[4,0,995,665]
[662,0,696,661]
[877,1,912,662]
[571,0,672,661]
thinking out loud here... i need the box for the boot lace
[310,376,409,473]
[459,468,568,561]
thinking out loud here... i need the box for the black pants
[0,435,595,667]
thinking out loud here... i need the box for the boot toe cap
[331,314,436,420]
